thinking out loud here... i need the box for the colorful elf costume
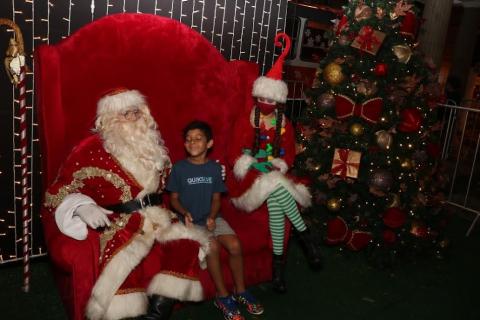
[227,33,322,293]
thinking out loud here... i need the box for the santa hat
[97,87,147,117]
[252,33,291,104]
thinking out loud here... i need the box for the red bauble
[326,216,349,245]
[346,230,373,251]
[397,108,423,133]
[383,229,397,244]
[383,207,407,229]
[374,63,388,76]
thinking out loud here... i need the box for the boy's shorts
[196,216,236,237]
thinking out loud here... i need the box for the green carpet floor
[1,215,479,320]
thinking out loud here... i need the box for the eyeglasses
[121,109,141,119]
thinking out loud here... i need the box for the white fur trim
[154,220,210,269]
[85,224,156,320]
[270,158,288,174]
[103,292,148,320]
[55,193,95,240]
[147,273,204,301]
[231,171,311,212]
[97,90,146,117]
[252,76,288,103]
[233,154,257,180]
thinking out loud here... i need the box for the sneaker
[233,290,264,315]
[213,295,245,320]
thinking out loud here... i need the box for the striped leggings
[267,185,306,255]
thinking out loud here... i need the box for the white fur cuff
[270,158,288,173]
[147,273,204,301]
[233,154,257,179]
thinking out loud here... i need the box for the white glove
[74,204,113,229]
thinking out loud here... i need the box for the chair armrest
[41,208,100,274]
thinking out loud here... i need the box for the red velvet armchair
[35,13,290,320]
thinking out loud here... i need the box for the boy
[166,120,264,320]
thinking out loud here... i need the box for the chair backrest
[35,13,258,188]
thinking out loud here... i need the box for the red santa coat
[44,135,208,320]
[226,108,311,212]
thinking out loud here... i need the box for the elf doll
[227,33,322,293]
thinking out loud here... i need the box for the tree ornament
[351,26,386,55]
[386,193,401,208]
[318,93,336,109]
[368,168,393,192]
[355,3,373,21]
[390,0,414,20]
[376,7,386,19]
[327,197,342,211]
[338,34,352,46]
[392,44,412,63]
[397,108,422,132]
[410,220,428,238]
[400,158,413,170]
[356,79,378,96]
[350,123,364,136]
[323,62,345,86]
[375,130,393,149]
[374,63,388,76]
[383,207,406,229]
[383,229,396,244]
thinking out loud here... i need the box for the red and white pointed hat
[97,87,146,117]
[252,32,291,104]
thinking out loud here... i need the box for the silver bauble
[375,130,393,150]
[368,168,393,192]
[319,93,335,109]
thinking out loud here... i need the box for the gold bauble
[323,62,345,86]
[327,198,342,211]
[392,45,412,64]
[375,130,393,150]
[400,158,413,170]
[350,123,364,136]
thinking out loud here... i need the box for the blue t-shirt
[166,159,227,226]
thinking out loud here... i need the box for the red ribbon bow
[331,149,360,179]
[335,94,383,124]
[357,26,380,51]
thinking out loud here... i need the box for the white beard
[100,115,171,195]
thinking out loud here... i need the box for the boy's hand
[206,217,216,231]
[184,212,194,228]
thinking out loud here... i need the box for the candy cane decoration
[1,19,30,293]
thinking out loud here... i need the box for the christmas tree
[295,0,448,265]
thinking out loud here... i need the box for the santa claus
[44,88,209,320]
[226,33,322,294]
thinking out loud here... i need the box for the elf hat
[97,87,147,117]
[252,33,291,104]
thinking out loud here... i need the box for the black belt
[105,193,163,214]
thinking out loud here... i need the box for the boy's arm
[206,193,221,231]
[170,192,193,227]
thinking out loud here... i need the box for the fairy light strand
[248,0,257,60]
[238,0,247,60]
[256,0,268,65]
[229,0,238,60]
[260,0,273,73]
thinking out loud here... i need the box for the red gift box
[331,148,362,179]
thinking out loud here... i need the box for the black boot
[297,228,323,270]
[139,295,176,320]
[272,254,287,294]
